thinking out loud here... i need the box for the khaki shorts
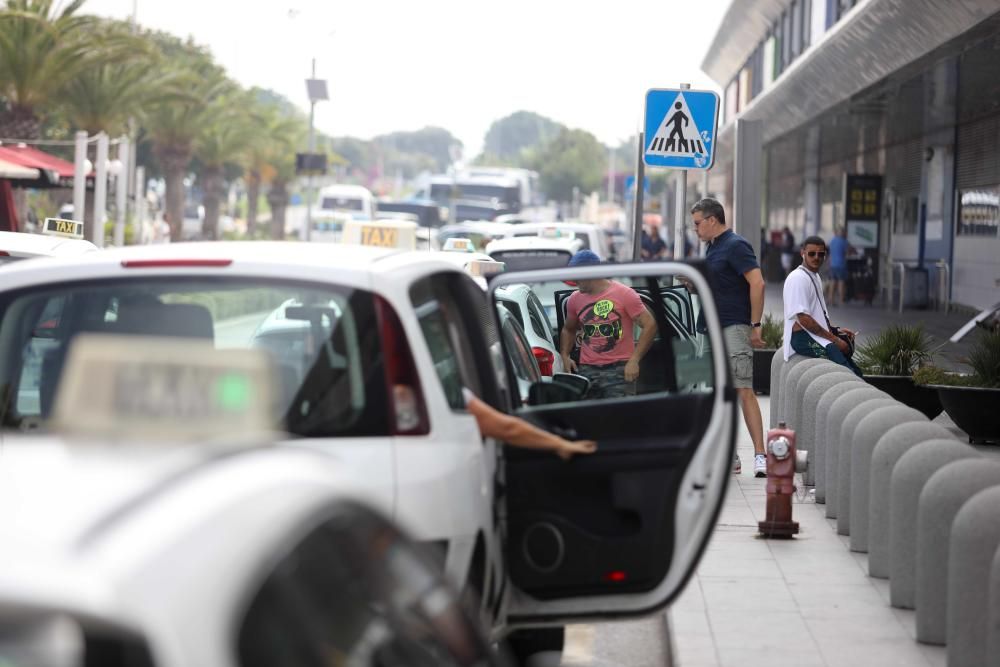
[723,324,754,389]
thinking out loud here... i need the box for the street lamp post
[303,59,328,243]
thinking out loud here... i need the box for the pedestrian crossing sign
[643,88,720,170]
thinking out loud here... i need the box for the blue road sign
[643,88,720,170]
[624,175,649,200]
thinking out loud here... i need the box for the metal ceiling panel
[710,0,1000,159]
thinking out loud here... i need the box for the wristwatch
[751,322,762,328]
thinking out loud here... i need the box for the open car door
[489,261,736,627]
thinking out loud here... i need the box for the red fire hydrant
[758,421,808,538]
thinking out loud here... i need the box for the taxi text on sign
[361,225,398,247]
[643,88,720,170]
[43,217,84,239]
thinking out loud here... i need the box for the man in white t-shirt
[782,236,862,376]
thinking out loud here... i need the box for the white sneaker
[754,454,767,478]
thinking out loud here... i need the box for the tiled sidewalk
[668,396,948,667]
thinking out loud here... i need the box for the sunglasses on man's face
[806,251,827,259]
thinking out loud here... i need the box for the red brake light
[375,296,429,436]
[532,347,555,376]
[121,259,233,269]
[604,570,628,583]
[0,251,9,256]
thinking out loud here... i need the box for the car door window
[410,274,485,410]
[525,295,549,341]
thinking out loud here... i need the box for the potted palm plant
[914,329,1000,444]
[752,313,783,395]
[856,325,942,418]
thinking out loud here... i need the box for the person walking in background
[780,226,796,277]
[827,225,850,306]
[690,198,768,477]
[641,223,667,261]
[783,236,863,376]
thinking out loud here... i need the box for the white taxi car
[0,241,737,651]
[0,230,97,265]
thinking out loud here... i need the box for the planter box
[931,385,1000,444]
[753,349,777,395]
[864,375,943,419]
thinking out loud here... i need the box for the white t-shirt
[782,266,831,361]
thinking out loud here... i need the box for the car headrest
[112,302,215,342]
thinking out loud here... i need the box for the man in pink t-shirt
[559,251,657,398]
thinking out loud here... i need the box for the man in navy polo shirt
[690,198,767,477]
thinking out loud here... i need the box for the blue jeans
[790,330,863,377]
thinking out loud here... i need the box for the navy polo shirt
[705,228,759,327]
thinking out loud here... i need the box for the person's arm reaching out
[465,393,597,460]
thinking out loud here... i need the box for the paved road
[561,617,672,666]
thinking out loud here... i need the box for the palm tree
[243,106,301,236]
[193,93,256,240]
[144,38,232,241]
[0,0,98,139]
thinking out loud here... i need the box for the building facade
[702,0,1000,309]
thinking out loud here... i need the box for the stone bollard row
[773,356,1000,667]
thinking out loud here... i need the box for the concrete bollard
[772,355,806,428]
[813,379,867,504]
[868,424,958,579]
[848,405,927,553]
[986,544,1000,660]
[769,349,785,428]
[823,387,887,520]
[790,363,855,487]
[915,459,1000,645]
[835,398,898,535]
[782,358,829,431]
[946,486,1000,667]
[889,439,979,609]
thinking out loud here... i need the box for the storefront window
[958,188,1000,237]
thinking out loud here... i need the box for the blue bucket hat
[567,249,602,267]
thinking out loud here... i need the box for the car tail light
[0,251,9,256]
[375,296,429,435]
[532,347,554,376]
[121,259,233,269]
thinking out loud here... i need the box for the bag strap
[797,266,832,329]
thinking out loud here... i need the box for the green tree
[144,35,232,241]
[482,111,565,163]
[0,0,98,139]
[529,128,605,202]
[243,106,302,236]
[194,92,258,239]
[373,126,460,175]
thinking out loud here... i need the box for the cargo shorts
[578,361,636,399]
[723,324,754,389]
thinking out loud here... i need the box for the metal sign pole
[674,172,686,259]
[632,131,645,262]
[304,59,316,243]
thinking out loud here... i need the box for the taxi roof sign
[51,334,277,442]
[467,259,505,277]
[442,238,475,253]
[42,217,84,240]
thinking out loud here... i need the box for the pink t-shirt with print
[566,281,646,366]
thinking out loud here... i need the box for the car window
[526,295,549,340]
[410,274,483,410]
[489,250,572,272]
[0,280,389,437]
[501,317,540,384]
[496,298,524,329]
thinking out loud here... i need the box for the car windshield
[489,249,572,272]
[0,278,389,438]
[321,196,364,211]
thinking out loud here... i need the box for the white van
[313,184,376,226]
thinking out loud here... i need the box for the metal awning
[710,0,1000,161]
[0,158,39,180]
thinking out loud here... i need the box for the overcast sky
[86,0,730,156]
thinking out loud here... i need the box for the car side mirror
[551,372,590,395]
[528,381,581,406]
